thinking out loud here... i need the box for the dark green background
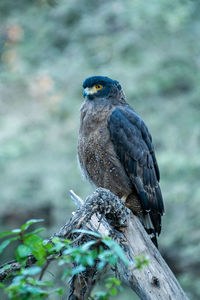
[0,0,200,299]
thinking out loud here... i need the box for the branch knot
[84,188,130,228]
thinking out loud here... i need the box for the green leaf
[53,288,63,295]
[135,255,149,270]
[16,245,31,258]
[105,283,112,289]
[106,277,120,286]
[74,253,82,264]
[12,275,24,284]
[102,239,130,266]
[98,250,113,261]
[63,239,72,244]
[51,237,61,244]
[15,244,31,265]
[72,229,101,238]
[81,240,97,251]
[63,246,79,256]
[72,265,86,275]
[93,291,108,298]
[27,277,53,286]
[90,248,98,259]
[11,229,21,234]
[108,254,117,266]
[25,285,48,296]
[23,234,47,266]
[1,264,10,272]
[0,236,19,254]
[0,229,20,239]
[97,261,106,270]
[44,241,53,252]
[21,219,44,231]
[0,240,11,255]
[86,255,95,266]
[22,266,41,276]
[110,287,117,296]
[51,237,65,252]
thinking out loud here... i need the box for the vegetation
[0,0,200,299]
[0,219,145,299]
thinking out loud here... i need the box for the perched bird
[78,76,164,246]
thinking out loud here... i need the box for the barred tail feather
[125,194,159,247]
[141,214,158,248]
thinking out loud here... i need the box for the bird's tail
[125,194,158,247]
[141,214,158,248]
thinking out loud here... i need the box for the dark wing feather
[118,108,161,181]
[108,108,164,235]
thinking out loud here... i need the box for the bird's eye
[95,84,103,90]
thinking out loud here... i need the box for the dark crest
[83,76,121,90]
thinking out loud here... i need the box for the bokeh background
[0,0,200,299]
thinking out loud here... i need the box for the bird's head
[82,76,125,104]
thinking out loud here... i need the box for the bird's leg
[121,194,128,202]
[123,193,143,216]
[121,194,135,212]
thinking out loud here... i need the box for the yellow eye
[95,84,103,90]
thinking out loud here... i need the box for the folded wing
[108,107,164,235]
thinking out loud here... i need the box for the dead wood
[0,188,189,300]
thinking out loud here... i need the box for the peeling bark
[65,188,189,300]
[0,188,189,300]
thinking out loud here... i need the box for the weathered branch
[65,189,189,300]
[0,188,189,300]
[0,256,36,281]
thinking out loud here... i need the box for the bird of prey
[78,76,164,246]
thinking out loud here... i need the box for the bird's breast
[78,104,132,197]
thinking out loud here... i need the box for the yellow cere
[84,85,103,95]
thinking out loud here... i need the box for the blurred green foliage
[0,0,200,299]
[0,219,138,300]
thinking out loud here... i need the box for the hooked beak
[83,86,97,98]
